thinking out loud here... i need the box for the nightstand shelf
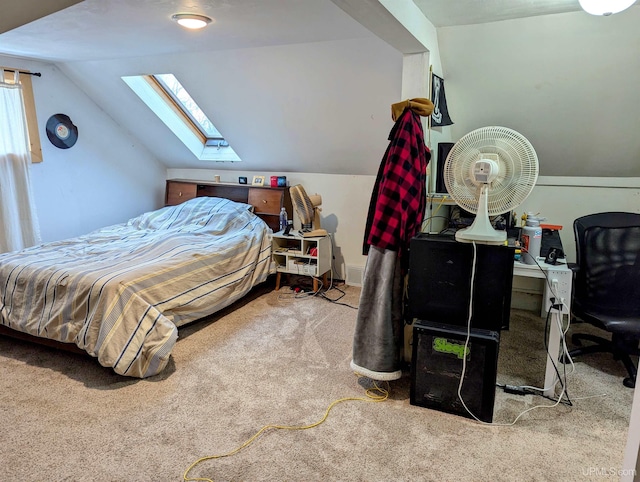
[272,232,331,291]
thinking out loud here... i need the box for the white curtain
[0,71,41,253]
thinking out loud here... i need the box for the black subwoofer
[410,320,500,423]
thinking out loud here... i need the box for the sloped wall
[59,36,403,175]
[1,55,166,243]
[437,8,640,177]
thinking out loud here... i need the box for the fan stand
[299,207,327,237]
[455,185,507,245]
[300,228,328,238]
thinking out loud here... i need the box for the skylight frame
[122,74,240,162]
[151,74,224,142]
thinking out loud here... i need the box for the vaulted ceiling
[0,0,588,61]
[1,0,638,177]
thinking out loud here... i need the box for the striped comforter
[0,197,272,377]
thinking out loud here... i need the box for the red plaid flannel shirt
[364,109,429,258]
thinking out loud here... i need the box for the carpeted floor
[0,278,635,481]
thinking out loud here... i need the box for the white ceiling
[0,0,374,62]
[0,0,591,62]
[1,0,637,178]
[0,0,82,34]
[413,0,584,27]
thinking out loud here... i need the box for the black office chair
[567,212,640,388]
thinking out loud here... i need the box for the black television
[406,233,515,331]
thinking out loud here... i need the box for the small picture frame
[252,175,265,186]
[238,176,248,185]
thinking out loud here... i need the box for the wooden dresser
[165,179,293,232]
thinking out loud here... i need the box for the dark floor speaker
[407,234,514,331]
[435,142,455,194]
[410,320,500,423]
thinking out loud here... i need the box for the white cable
[510,257,575,394]
[457,241,571,426]
[456,241,481,422]
[520,309,575,394]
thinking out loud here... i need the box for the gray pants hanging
[350,246,404,381]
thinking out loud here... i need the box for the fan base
[453,184,508,246]
[455,226,506,245]
[300,228,327,238]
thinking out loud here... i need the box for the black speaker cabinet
[407,233,515,331]
[435,142,455,194]
[410,320,500,423]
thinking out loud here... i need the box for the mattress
[0,196,272,377]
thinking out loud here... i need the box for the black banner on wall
[431,73,454,127]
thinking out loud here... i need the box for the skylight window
[122,73,239,161]
[153,74,223,140]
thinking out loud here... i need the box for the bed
[0,196,273,377]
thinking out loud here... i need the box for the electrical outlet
[543,269,572,313]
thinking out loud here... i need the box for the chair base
[562,333,637,389]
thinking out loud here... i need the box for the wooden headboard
[165,179,292,232]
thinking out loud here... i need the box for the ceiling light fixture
[171,13,212,29]
[578,0,637,16]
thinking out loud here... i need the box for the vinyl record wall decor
[46,114,78,149]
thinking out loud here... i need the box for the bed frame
[0,180,291,354]
[165,179,292,232]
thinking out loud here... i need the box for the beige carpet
[0,278,635,481]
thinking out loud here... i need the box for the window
[122,74,240,162]
[153,74,225,143]
[1,67,42,163]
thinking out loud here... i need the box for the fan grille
[290,184,315,225]
[443,126,538,215]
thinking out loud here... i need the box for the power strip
[542,269,572,313]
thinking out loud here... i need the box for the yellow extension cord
[183,377,389,482]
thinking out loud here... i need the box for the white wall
[167,168,375,281]
[437,8,640,178]
[59,36,403,176]
[518,177,640,262]
[12,7,638,280]
[375,0,454,192]
[170,170,640,280]
[1,55,166,243]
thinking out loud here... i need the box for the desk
[513,258,573,397]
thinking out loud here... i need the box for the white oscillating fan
[443,126,539,245]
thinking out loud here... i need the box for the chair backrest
[574,212,640,315]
